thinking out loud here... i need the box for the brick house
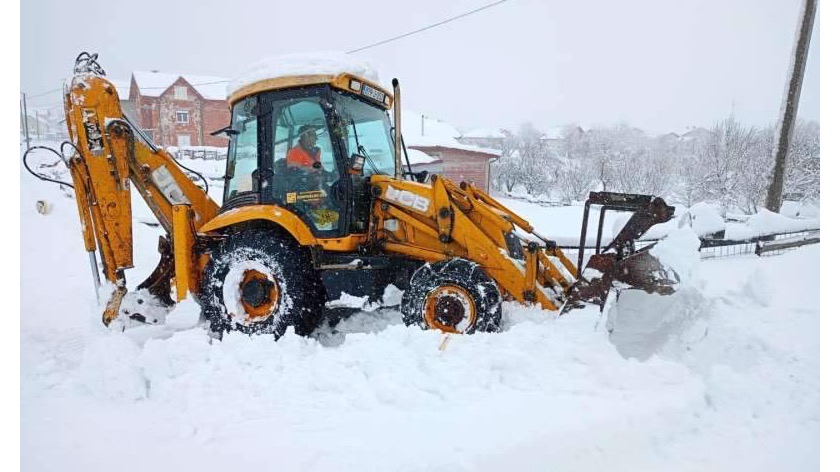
[406,145,497,192]
[128,71,230,148]
[401,110,499,192]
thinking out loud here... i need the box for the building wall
[202,101,231,147]
[409,146,492,191]
[130,76,231,148]
[442,151,490,192]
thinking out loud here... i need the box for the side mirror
[350,153,365,173]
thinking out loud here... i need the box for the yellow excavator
[26,52,678,337]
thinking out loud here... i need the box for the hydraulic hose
[22,146,75,189]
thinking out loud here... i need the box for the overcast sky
[20,0,819,135]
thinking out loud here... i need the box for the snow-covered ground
[20,142,819,471]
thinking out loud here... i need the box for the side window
[224,97,258,200]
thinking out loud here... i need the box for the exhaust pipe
[392,78,402,180]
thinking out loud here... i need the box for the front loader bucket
[561,192,679,314]
[562,246,679,313]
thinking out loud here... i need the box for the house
[403,148,443,175]
[128,71,230,148]
[458,128,507,151]
[541,126,565,153]
[401,110,500,192]
[680,126,711,142]
[21,109,62,141]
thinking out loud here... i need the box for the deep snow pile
[20,143,819,471]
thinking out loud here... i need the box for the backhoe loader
[31,52,678,337]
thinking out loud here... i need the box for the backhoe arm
[63,53,219,324]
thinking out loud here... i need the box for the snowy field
[20,142,820,471]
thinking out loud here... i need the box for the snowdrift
[21,142,819,471]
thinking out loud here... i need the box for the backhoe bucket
[561,192,679,313]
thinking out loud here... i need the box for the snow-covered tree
[784,120,820,202]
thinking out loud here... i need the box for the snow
[400,109,502,156]
[683,201,726,237]
[227,51,382,100]
[725,208,820,240]
[462,127,506,139]
[403,147,439,165]
[20,140,819,471]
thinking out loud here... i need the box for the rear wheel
[199,228,326,337]
[401,259,502,334]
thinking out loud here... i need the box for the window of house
[174,86,188,99]
[177,135,191,147]
[176,111,189,124]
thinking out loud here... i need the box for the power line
[346,0,512,54]
[26,0,512,97]
[136,79,229,90]
[25,79,230,99]
[27,88,61,99]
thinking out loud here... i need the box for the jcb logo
[384,186,430,213]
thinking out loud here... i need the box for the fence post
[21,93,31,149]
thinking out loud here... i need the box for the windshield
[334,91,395,176]
[224,96,258,201]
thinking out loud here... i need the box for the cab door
[267,91,347,237]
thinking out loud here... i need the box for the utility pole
[21,93,31,149]
[35,109,41,139]
[765,0,817,213]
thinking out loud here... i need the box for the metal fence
[557,228,819,265]
[700,229,820,258]
[173,148,227,160]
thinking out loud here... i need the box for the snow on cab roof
[226,51,381,100]
[132,71,229,100]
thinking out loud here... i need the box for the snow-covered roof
[227,51,381,100]
[542,126,565,140]
[403,148,440,165]
[680,127,711,141]
[109,78,131,101]
[400,110,501,156]
[462,127,506,139]
[132,71,230,100]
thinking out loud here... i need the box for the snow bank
[683,201,726,237]
[227,51,381,99]
[20,141,819,471]
[726,208,820,240]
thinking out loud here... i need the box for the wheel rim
[423,285,476,334]
[235,269,279,324]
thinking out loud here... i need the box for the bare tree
[784,120,820,202]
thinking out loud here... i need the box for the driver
[287,124,321,172]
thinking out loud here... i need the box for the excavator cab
[221,81,396,238]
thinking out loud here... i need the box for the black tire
[199,228,326,338]
[401,258,502,334]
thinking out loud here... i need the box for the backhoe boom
[63,53,219,324]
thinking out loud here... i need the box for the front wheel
[401,259,502,334]
[199,228,326,338]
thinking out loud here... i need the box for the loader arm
[369,175,576,311]
[63,54,219,324]
[368,174,677,314]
